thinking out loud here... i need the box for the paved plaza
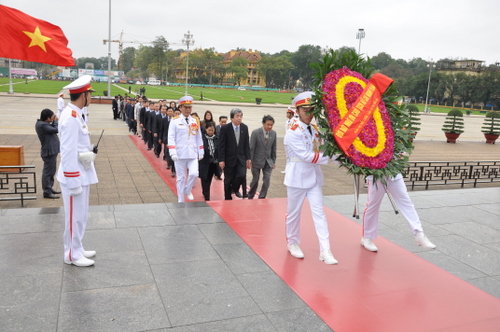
[1,92,499,331]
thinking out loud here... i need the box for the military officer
[284,92,338,265]
[56,75,98,267]
[167,96,204,202]
[361,173,437,252]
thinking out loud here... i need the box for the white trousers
[286,185,330,251]
[174,158,199,202]
[61,183,90,262]
[363,176,423,239]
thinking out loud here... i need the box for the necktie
[307,125,312,136]
[235,126,240,145]
[185,117,189,125]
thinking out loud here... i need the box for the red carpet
[134,134,500,331]
[208,198,500,332]
[130,135,227,201]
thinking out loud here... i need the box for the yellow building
[221,49,265,86]
[173,49,266,86]
[436,59,485,76]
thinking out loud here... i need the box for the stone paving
[1,93,500,331]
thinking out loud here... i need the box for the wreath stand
[352,174,399,219]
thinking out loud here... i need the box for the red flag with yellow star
[0,5,74,66]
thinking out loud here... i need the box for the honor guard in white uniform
[57,92,65,119]
[56,75,98,267]
[284,92,338,265]
[167,96,204,202]
[361,173,436,252]
[281,107,296,174]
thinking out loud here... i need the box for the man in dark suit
[145,101,155,150]
[161,107,176,176]
[218,108,251,200]
[248,115,277,199]
[112,95,119,120]
[35,108,61,199]
[152,103,163,158]
[139,99,149,144]
[215,115,228,136]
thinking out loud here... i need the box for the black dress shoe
[147,148,152,151]
[242,194,248,198]
[167,166,171,170]
[44,194,60,199]
[171,172,176,177]
[234,192,242,198]
[51,189,61,194]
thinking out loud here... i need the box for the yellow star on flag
[23,26,51,52]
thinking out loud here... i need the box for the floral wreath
[311,49,413,180]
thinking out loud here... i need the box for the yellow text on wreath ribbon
[335,76,386,157]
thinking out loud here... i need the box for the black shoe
[44,194,60,199]
[147,148,152,151]
[51,189,61,194]
[234,192,242,198]
[171,172,176,177]
[166,166,171,170]
[242,194,248,198]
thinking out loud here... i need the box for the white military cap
[178,95,194,105]
[63,75,95,94]
[292,91,314,108]
[286,106,295,114]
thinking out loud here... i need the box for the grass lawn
[0,78,296,104]
[411,103,489,116]
[0,78,492,112]
[115,84,296,104]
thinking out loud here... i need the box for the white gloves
[69,186,82,197]
[198,155,204,161]
[171,154,179,161]
[330,155,341,166]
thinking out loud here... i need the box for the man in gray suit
[35,108,61,199]
[248,115,277,199]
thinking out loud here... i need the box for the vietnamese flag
[0,5,74,66]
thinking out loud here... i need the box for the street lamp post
[182,31,194,96]
[424,60,434,113]
[107,0,112,97]
[356,28,365,54]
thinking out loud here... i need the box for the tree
[407,58,429,76]
[120,47,136,73]
[76,57,115,70]
[379,63,412,79]
[370,52,394,70]
[456,73,476,105]
[229,57,248,85]
[291,44,322,89]
[475,71,500,106]
[257,56,294,89]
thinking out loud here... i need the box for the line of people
[129,93,437,267]
[46,86,436,268]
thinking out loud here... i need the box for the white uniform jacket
[284,120,329,189]
[56,104,98,189]
[167,114,204,160]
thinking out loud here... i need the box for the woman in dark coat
[198,122,218,200]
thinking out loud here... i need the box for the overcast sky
[3,0,499,65]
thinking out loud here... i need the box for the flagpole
[107,0,112,98]
[8,58,13,94]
